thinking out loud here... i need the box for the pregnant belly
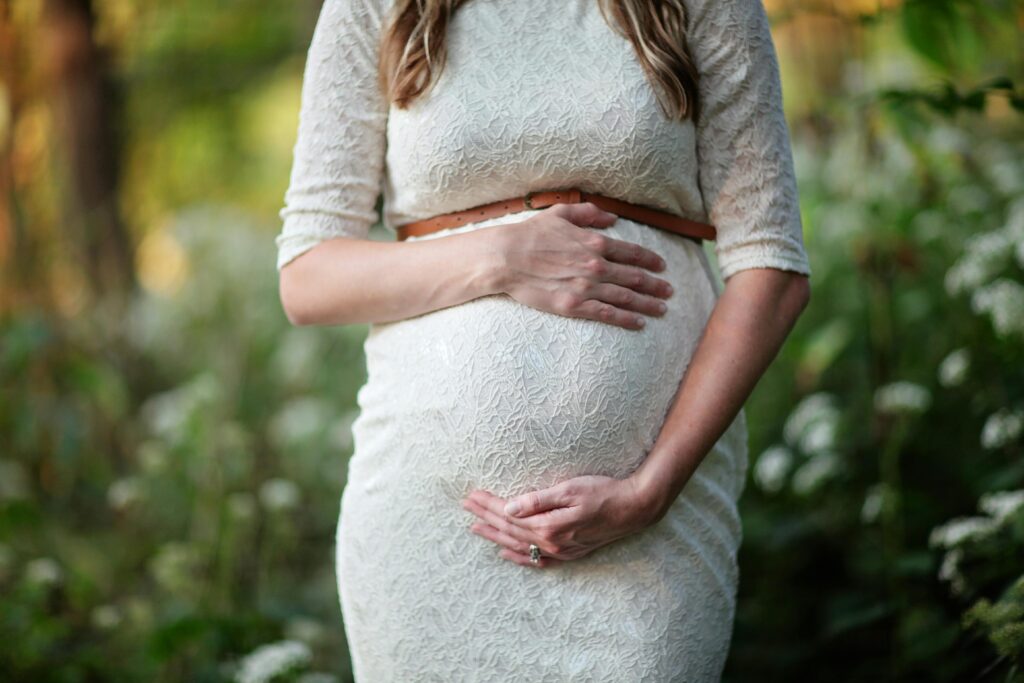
[347,216,720,500]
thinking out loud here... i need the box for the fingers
[471,523,562,569]
[504,486,568,518]
[546,204,667,274]
[462,497,538,547]
[572,300,649,330]
[547,201,618,229]
[560,266,674,330]
[470,490,571,530]
[498,547,562,569]
[467,518,563,569]
[598,261,673,299]
[470,520,533,555]
[549,204,669,275]
[513,201,677,332]
[585,282,670,319]
[462,490,581,567]
[594,233,667,273]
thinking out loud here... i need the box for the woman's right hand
[489,202,675,330]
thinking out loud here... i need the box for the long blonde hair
[377,0,701,122]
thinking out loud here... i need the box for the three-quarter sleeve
[686,0,812,281]
[275,0,389,271]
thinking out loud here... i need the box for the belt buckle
[523,191,537,210]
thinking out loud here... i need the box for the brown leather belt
[395,187,717,243]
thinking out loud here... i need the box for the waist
[395,187,717,244]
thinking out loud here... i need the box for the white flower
[24,557,63,586]
[860,483,886,524]
[91,604,123,630]
[801,419,838,455]
[753,445,794,494]
[783,392,841,454]
[107,476,144,511]
[140,372,221,440]
[285,617,326,646]
[937,547,960,582]
[980,407,1024,450]
[259,478,301,512]
[937,348,970,388]
[944,230,1013,296]
[235,640,312,683]
[989,160,1024,197]
[978,489,1024,522]
[296,674,339,683]
[791,452,842,496]
[937,547,965,595]
[268,397,332,448]
[149,542,200,594]
[928,515,998,549]
[873,381,931,415]
[971,278,1024,339]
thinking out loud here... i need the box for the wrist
[465,223,513,297]
[629,462,679,526]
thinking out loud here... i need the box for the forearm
[278,228,504,326]
[631,268,811,521]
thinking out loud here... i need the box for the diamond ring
[529,544,542,565]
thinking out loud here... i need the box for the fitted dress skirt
[335,211,750,682]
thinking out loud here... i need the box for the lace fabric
[276,0,809,679]
[275,0,812,283]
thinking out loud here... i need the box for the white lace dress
[275,0,812,680]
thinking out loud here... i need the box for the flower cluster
[929,489,1024,596]
[754,392,844,497]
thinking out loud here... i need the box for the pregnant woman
[275,0,811,679]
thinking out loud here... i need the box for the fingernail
[657,301,667,313]
[505,501,521,516]
[636,316,646,327]
[665,283,673,295]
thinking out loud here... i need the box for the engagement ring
[529,544,541,565]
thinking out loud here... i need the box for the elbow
[789,273,811,318]
[278,266,317,326]
[279,288,310,327]
[282,302,312,328]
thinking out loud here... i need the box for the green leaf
[901,0,960,70]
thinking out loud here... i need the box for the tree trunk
[40,0,135,298]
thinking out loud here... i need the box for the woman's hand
[490,202,675,331]
[461,474,659,568]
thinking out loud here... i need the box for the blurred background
[1,0,1022,681]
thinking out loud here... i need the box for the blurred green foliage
[1,1,1022,682]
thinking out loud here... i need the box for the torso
[381,0,707,234]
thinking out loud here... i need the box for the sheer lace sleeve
[686,0,812,281]
[275,0,388,271]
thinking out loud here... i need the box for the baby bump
[348,218,719,499]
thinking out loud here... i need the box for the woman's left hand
[461,474,660,568]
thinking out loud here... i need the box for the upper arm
[275,0,389,271]
[686,0,812,283]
